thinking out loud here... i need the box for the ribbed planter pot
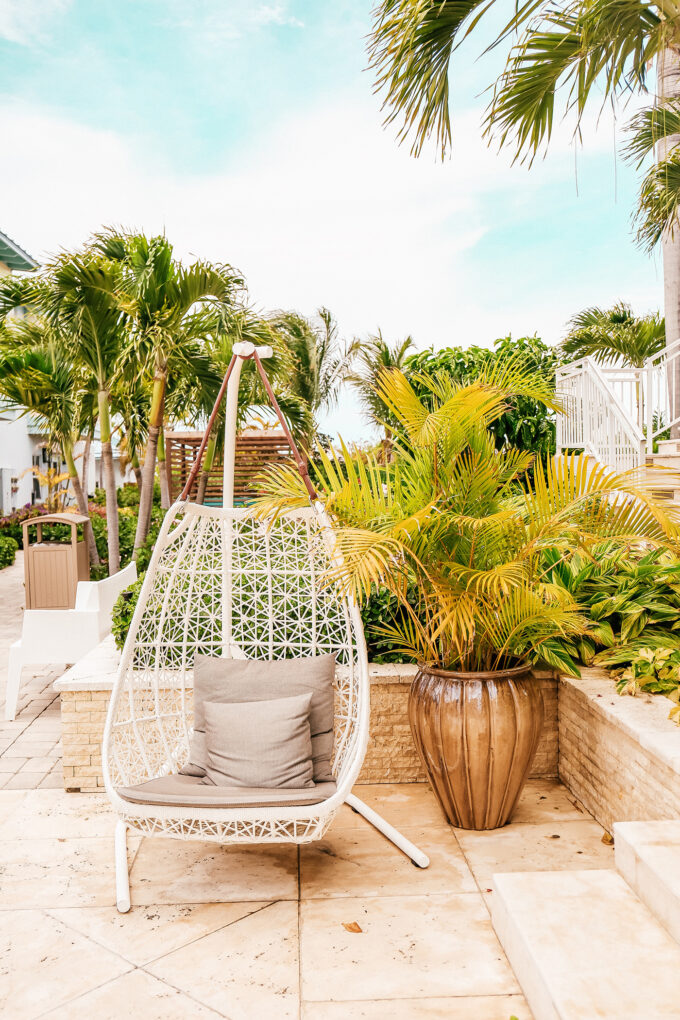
[408,662,544,830]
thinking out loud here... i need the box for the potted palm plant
[260,362,678,829]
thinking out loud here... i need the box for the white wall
[0,411,44,512]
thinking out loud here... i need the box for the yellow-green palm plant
[258,362,680,675]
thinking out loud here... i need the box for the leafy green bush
[405,335,562,460]
[117,483,140,507]
[361,587,418,663]
[0,535,19,569]
[611,647,680,719]
[112,574,145,650]
[0,504,53,547]
[544,545,680,718]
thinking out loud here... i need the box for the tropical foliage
[349,331,415,438]
[0,535,18,570]
[368,1,680,246]
[0,229,352,576]
[543,544,680,717]
[563,303,665,367]
[404,335,561,459]
[258,362,679,674]
[270,307,358,444]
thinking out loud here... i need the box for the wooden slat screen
[165,430,294,505]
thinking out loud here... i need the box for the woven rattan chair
[103,343,429,912]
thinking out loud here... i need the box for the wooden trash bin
[22,512,90,610]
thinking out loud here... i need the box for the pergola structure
[165,428,294,505]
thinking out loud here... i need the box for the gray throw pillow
[203,693,315,789]
[184,653,336,782]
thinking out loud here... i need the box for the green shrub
[405,335,562,461]
[117,483,140,508]
[361,587,418,663]
[0,504,52,547]
[544,545,680,718]
[111,574,145,650]
[0,535,19,569]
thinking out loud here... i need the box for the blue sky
[0,0,663,437]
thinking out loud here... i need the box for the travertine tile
[0,789,114,840]
[509,779,587,825]
[45,968,225,1019]
[0,835,139,909]
[300,824,475,899]
[147,900,299,1019]
[301,893,520,1002]
[130,837,298,905]
[455,818,615,888]
[3,771,49,789]
[335,782,447,831]
[301,994,533,1018]
[49,901,271,966]
[0,908,131,1017]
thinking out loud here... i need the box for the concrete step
[645,453,680,472]
[656,439,680,456]
[615,820,680,946]
[491,869,680,1019]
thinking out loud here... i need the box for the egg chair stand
[103,341,429,914]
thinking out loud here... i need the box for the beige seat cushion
[118,773,337,809]
[204,694,315,789]
[185,653,336,782]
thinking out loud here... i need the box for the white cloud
[166,1,303,42]
[253,5,304,28]
[0,93,661,439]
[0,0,71,45]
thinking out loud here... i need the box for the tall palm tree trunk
[659,48,680,438]
[196,432,217,504]
[157,424,170,509]
[131,452,143,494]
[134,369,166,557]
[64,443,100,569]
[98,389,120,574]
[81,432,92,500]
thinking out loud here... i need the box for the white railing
[557,340,680,472]
[641,336,680,446]
[556,357,645,472]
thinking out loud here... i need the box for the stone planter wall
[558,669,680,833]
[55,648,559,793]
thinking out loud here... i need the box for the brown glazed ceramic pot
[408,662,544,830]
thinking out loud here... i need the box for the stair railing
[642,337,680,451]
[556,357,645,472]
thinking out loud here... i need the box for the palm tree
[367,0,680,430]
[270,307,358,442]
[93,230,243,554]
[46,251,126,573]
[0,319,100,566]
[563,304,666,368]
[349,330,415,438]
[259,362,679,674]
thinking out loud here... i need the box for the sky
[0,0,664,439]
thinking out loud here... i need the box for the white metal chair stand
[103,342,429,914]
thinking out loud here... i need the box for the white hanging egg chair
[103,342,429,913]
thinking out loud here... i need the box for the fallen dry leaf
[342,921,363,934]
[601,831,614,846]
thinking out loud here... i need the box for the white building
[0,229,48,513]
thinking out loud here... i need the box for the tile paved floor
[0,781,616,1018]
[0,555,617,1017]
[0,553,64,790]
